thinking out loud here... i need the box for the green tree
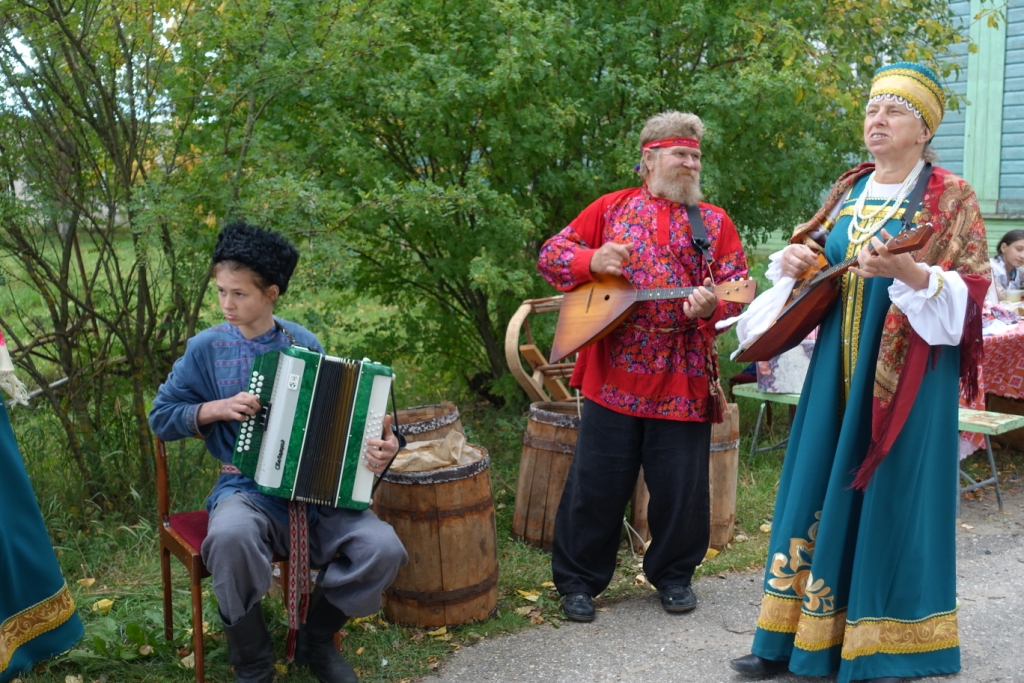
[0,0,336,506]
[292,0,978,402]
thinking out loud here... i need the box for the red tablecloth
[960,321,1024,455]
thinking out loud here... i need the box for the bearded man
[537,111,749,621]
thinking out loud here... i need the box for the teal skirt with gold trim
[0,401,83,682]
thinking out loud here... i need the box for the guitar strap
[901,162,933,233]
[684,204,727,423]
[685,204,714,266]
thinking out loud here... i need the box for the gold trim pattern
[795,609,848,652]
[873,67,946,105]
[757,593,802,633]
[841,610,959,660]
[0,583,76,671]
[836,206,920,223]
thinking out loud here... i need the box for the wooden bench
[731,383,1020,513]
[956,408,1023,514]
[731,383,800,458]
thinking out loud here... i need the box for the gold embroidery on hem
[757,594,802,633]
[840,610,959,660]
[0,583,76,671]
[794,609,848,652]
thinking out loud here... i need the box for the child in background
[990,229,1024,301]
[149,222,407,683]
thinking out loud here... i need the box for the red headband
[642,137,700,151]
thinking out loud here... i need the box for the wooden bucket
[512,401,581,551]
[395,402,464,442]
[629,403,740,552]
[373,450,497,627]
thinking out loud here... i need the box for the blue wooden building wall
[999,1,1024,215]
[930,0,972,178]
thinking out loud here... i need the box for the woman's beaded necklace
[847,158,924,245]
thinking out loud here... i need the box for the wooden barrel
[629,403,740,552]
[395,402,464,442]
[512,401,581,551]
[373,450,497,627]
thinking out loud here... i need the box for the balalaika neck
[806,254,862,287]
[635,286,709,302]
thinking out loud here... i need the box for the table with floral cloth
[959,319,1024,457]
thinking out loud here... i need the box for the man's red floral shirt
[537,186,748,421]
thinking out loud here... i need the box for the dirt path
[429,481,1024,682]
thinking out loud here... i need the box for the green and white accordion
[232,347,393,511]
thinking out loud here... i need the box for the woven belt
[219,460,309,659]
[625,323,683,334]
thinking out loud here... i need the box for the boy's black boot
[295,591,358,683]
[223,603,275,683]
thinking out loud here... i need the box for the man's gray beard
[648,172,703,206]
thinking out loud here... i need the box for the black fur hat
[212,222,300,295]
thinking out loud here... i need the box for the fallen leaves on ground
[76,578,95,589]
[516,589,540,602]
[760,523,772,533]
[355,646,365,655]
[178,652,195,670]
[514,606,546,624]
[91,599,114,615]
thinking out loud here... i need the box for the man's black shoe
[560,592,595,622]
[659,584,697,613]
[728,653,789,678]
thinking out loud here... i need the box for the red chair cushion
[729,372,757,386]
[169,510,210,553]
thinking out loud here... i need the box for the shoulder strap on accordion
[275,320,298,346]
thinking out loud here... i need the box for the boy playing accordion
[150,222,407,683]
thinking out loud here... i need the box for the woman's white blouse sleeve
[888,264,969,345]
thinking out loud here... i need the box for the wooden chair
[505,296,577,402]
[156,437,290,683]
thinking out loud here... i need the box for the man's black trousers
[551,400,711,597]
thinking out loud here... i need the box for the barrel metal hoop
[385,566,499,606]
[397,407,461,436]
[529,404,580,429]
[710,439,740,452]
[374,497,494,522]
[522,432,575,455]
[380,454,489,485]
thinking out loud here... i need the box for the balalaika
[232,347,394,511]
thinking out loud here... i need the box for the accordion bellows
[233,347,393,510]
